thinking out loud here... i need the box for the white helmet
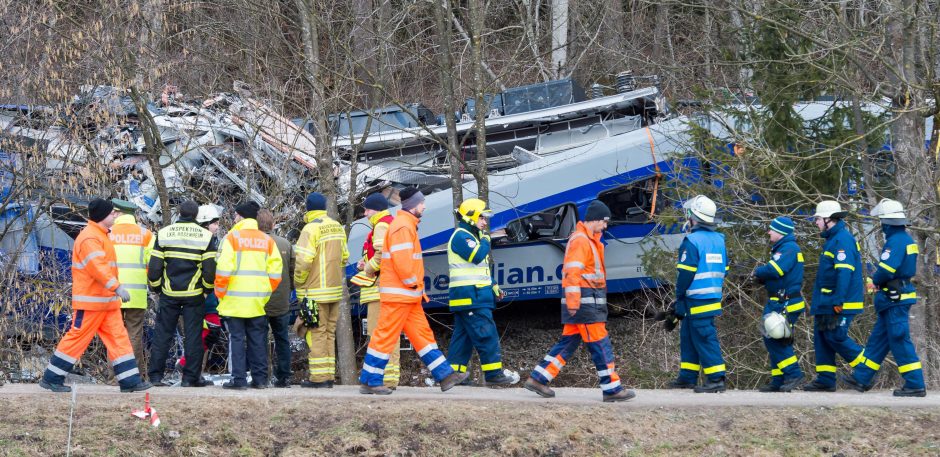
[762,312,792,339]
[196,204,221,224]
[813,200,847,219]
[871,198,908,225]
[683,195,717,223]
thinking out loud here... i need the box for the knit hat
[583,200,611,222]
[87,198,114,223]
[235,200,260,219]
[400,188,425,211]
[363,193,389,211]
[179,200,199,220]
[769,216,795,236]
[305,192,327,211]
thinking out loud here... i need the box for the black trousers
[268,313,293,383]
[226,316,269,385]
[148,295,205,383]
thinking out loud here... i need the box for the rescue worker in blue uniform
[666,195,729,393]
[803,200,867,392]
[753,216,805,392]
[841,199,926,397]
[446,198,518,386]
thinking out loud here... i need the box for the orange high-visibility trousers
[43,308,143,388]
[360,300,455,386]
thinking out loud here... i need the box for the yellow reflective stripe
[900,292,917,300]
[676,264,698,272]
[703,364,726,374]
[680,362,700,371]
[878,262,897,273]
[165,252,203,261]
[768,260,784,276]
[849,351,867,368]
[480,362,502,371]
[898,362,923,373]
[449,298,473,307]
[771,368,783,376]
[786,301,806,313]
[834,263,855,271]
[450,364,467,373]
[815,365,837,373]
[689,302,721,314]
[863,359,880,371]
[821,288,833,293]
[907,244,919,255]
[769,297,779,301]
[777,356,797,369]
[842,302,863,310]
[161,288,203,297]
[796,252,804,262]
[823,251,834,258]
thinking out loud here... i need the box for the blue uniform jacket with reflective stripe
[447,221,495,311]
[755,234,804,300]
[811,220,864,315]
[872,224,917,312]
[675,226,726,318]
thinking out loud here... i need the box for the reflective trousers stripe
[816,365,837,373]
[689,302,721,315]
[680,362,701,371]
[703,364,726,375]
[899,362,923,373]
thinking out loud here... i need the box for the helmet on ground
[813,200,847,219]
[762,312,792,339]
[871,198,909,226]
[682,195,717,223]
[197,204,221,224]
[457,198,492,223]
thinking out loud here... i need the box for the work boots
[801,380,836,392]
[603,388,636,403]
[893,387,927,397]
[778,376,805,392]
[523,377,555,398]
[439,371,470,392]
[665,379,697,389]
[301,380,333,388]
[359,384,393,395]
[39,379,71,393]
[694,379,726,393]
[757,382,780,393]
[120,381,153,393]
[839,374,872,393]
[484,370,521,387]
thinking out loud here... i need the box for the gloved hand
[115,285,132,303]
[816,314,839,332]
[833,304,843,314]
[653,302,680,332]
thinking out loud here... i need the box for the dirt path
[2,383,939,456]
[0,383,937,408]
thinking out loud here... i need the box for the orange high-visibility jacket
[72,220,122,311]
[378,210,427,303]
[562,221,607,316]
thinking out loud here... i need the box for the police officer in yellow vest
[445,198,518,386]
[108,199,154,372]
[215,201,283,389]
[294,192,349,388]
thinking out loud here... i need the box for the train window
[500,203,577,243]
[597,178,658,224]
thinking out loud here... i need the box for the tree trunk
[294,0,356,385]
[550,0,568,78]
[471,0,488,203]
[887,0,936,385]
[130,87,172,226]
[435,0,464,210]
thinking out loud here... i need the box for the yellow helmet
[457,198,493,223]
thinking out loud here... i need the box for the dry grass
[1,394,939,456]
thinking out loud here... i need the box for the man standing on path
[359,188,468,394]
[40,198,151,393]
[524,200,635,402]
[109,198,154,375]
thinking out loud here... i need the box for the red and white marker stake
[130,392,160,427]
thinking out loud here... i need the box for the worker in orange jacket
[524,200,635,402]
[359,188,468,394]
[41,198,152,393]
